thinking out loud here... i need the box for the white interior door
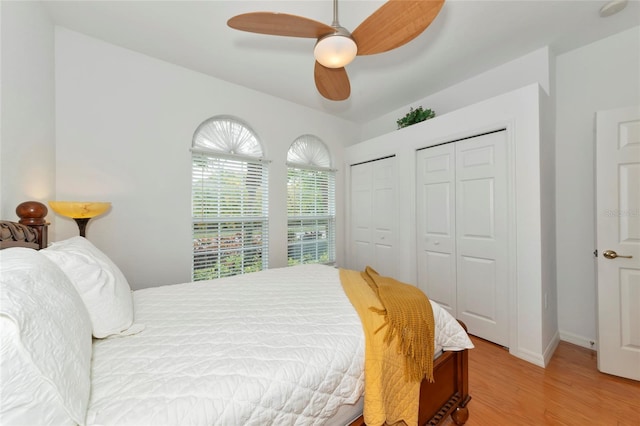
[416,143,457,315]
[350,162,374,271]
[596,105,640,381]
[349,157,397,276]
[416,131,509,347]
[455,131,509,347]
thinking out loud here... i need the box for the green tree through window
[192,117,268,280]
[286,135,335,265]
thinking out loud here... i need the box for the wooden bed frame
[349,335,471,426]
[0,201,49,250]
[2,200,471,426]
[418,341,470,425]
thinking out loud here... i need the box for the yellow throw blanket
[340,267,435,426]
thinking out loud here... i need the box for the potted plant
[396,106,435,129]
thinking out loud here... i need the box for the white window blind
[286,136,335,265]
[192,117,268,280]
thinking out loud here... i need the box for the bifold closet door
[349,157,397,277]
[416,143,458,315]
[417,131,509,347]
[455,132,509,347]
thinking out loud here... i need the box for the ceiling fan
[227,0,445,101]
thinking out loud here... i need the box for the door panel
[619,163,639,242]
[417,144,457,314]
[456,132,509,346]
[620,268,640,350]
[373,183,395,275]
[418,251,457,313]
[424,182,455,249]
[371,158,396,276]
[353,241,372,272]
[350,164,373,272]
[596,105,640,381]
[459,178,495,240]
[349,157,397,277]
[458,255,498,332]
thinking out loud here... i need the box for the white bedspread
[86,265,365,426]
[85,264,473,426]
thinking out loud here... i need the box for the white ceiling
[42,0,640,124]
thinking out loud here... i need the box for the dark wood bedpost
[16,201,49,249]
[450,348,470,425]
[451,321,471,425]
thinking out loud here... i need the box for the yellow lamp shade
[48,201,111,237]
[48,201,111,219]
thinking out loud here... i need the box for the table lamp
[48,201,111,237]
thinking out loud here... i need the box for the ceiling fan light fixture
[314,33,358,68]
[599,0,628,17]
[227,0,446,100]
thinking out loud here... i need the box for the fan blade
[314,62,350,101]
[228,12,334,38]
[352,0,445,55]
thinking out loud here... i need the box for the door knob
[603,250,633,259]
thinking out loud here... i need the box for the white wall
[540,52,559,356]
[0,1,55,220]
[54,28,359,290]
[359,47,551,141]
[555,26,640,349]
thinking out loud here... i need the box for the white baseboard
[511,331,561,368]
[511,331,587,368]
[510,347,546,367]
[542,331,560,366]
[559,330,597,351]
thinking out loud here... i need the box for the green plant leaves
[396,106,435,129]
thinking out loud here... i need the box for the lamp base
[73,217,91,237]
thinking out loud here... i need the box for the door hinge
[593,249,598,258]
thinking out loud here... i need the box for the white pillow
[430,300,475,351]
[42,236,135,338]
[0,247,93,425]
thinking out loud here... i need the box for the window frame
[191,117,269,280]
[286,136,336,266]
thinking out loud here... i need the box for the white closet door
[416,131,509,347]
[349,157,397,276]
[455,131,509,347]
[416,143,457,315]
[350,162,373,271]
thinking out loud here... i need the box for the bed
[0,203,473,426]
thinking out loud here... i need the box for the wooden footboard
[418,347,470,425]
[350,333,471,426]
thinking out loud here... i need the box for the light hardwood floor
[446,336,640,426]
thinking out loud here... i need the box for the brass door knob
[603,250,633,259]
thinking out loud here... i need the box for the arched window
[191,116,268,280]
[286,135,335,265]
